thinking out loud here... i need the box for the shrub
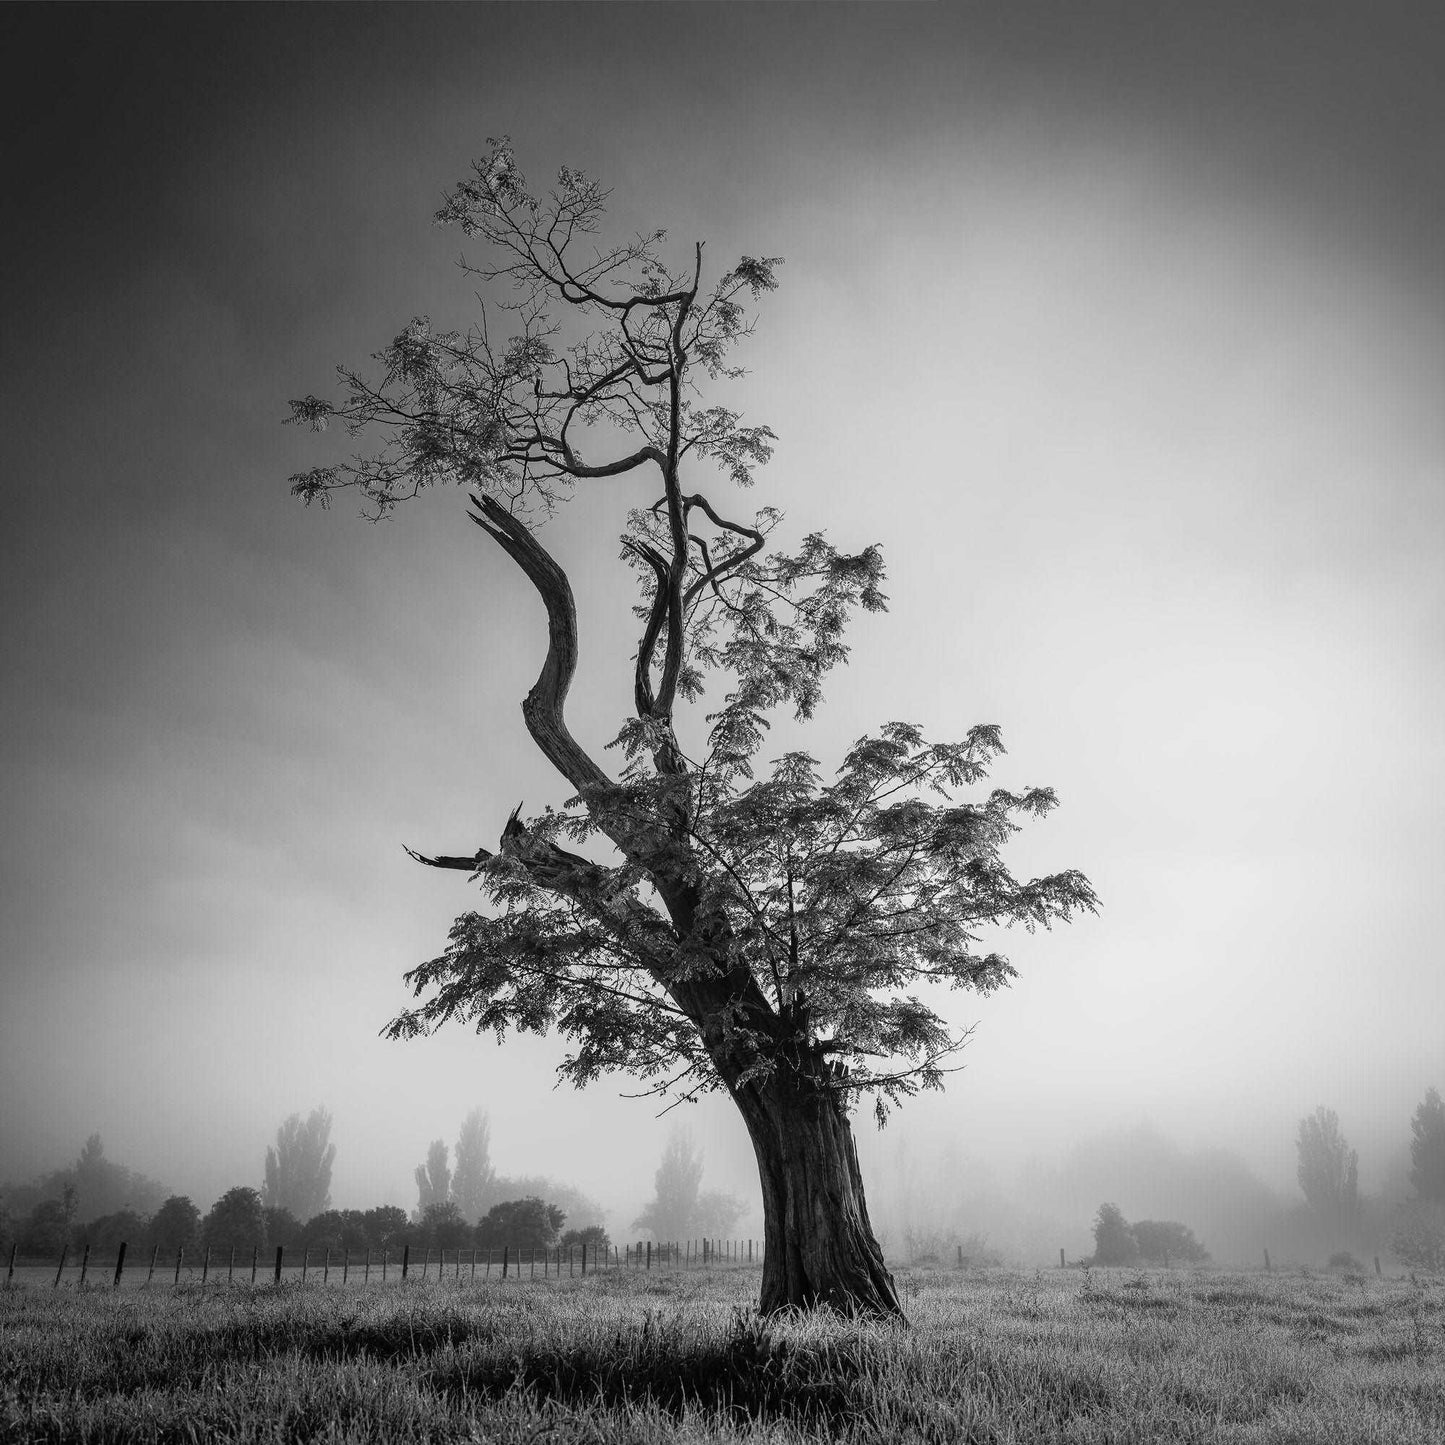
[1132,1219,1210,1265]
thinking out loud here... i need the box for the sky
[2,2,1442,1236]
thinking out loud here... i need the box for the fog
[2,6,1441,1263]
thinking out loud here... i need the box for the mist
[2,5,1442,1271]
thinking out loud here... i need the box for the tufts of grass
[2,1267,1442,1443]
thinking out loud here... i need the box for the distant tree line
[1072,1085,1444,1273]
[0,1105,615,1261]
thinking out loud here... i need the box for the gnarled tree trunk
[732,1067,900,1316]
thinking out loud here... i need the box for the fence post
[364,1249,371,1285]
[274,1246,283,1284]
[147,1244,158,1286]
[343,1249,349,1285]
[530,1248,535,1280]
[54,1243,68,1289]
[1374,1255,1382,1277]
[1059,1248,1065,1268]
[422,1247,429,1280]
[251,1247,258,1285]
[200,1246,209,1286]
[382,1248,388,1283]
[472,1248,477,1282]
[7,1241,17,1286]
[1264,1249,1271,1273]
[113,1241,127,1288]
[174,1246,183,1286]
[302,1249,309,1284]
[402,1245,410,1281]
[229,1247,235,1284]
[79,1244,91,1287]
[646,1241,652,1271]
[324,1248,330,1284]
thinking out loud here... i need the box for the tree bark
[731,1067,901,1317]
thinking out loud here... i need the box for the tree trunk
[734,1068,901,1317]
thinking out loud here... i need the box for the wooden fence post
[301,1248,309,1284]
[422,1247,429,1280]
[7,1241,17,1287]
[113,1241,127,1288]
[364,1249,371,1285]
[401,1245,410,1280]
[54,1243,68,1289]
[1264,1249,1271,1273]
[174,1246,183,1286]
[273,1245,283,1284]
[200,1246,209,1286]
[1374,1255,1382,1277]
[251,1247,258,1285]
[323,1248,330,1284]
[228,1247,235,1284]
[472,1247,477,1282]
[79,1244,91,1287]
[382,1248,388,1282]
[646,1241,652,1270]
[1059,1248,1065,1268]
[501,1244,508,1280]
[147,1244,158,1286]
[343,1249,348,1284]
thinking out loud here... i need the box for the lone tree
[263,1107,336,1222]
[450,1110,497,1222]
[288,142,1096,1315]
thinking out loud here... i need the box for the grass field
[2,1265,1442,1443]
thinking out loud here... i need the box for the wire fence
[3,1237,764,1290]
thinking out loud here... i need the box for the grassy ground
[2,1265,1442,1443]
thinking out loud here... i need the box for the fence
[3,1237,763,1290]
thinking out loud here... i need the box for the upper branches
[286,138,781,523]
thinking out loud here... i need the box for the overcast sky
[2,2,1441,1226]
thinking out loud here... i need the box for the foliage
[301,1209,373,1253]
[1391,1201,1445,1273]
[414,1139,451,1219]
[1409,1086,1445,1204]
[492,1175,605,1234]
[201,1187,266,1254]
[262,1107,336,1223]
[1131,1219,1210,1265]
[146,1196,199,1254]
[1091,1203,1138,1265]
[1296,1106,1359,1239]
[474,1196,565,1250]
[450,1110,496,1222]
[262,1206,301,1249]
[17,1197,72,1256]
[6,1137,169,1229]
[561,1224,611,1252]
[419,1202,474,1251]
[361,1205,412,1250]
[76,1210,146,1252]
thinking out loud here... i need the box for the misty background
[2,4,1441,1265]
